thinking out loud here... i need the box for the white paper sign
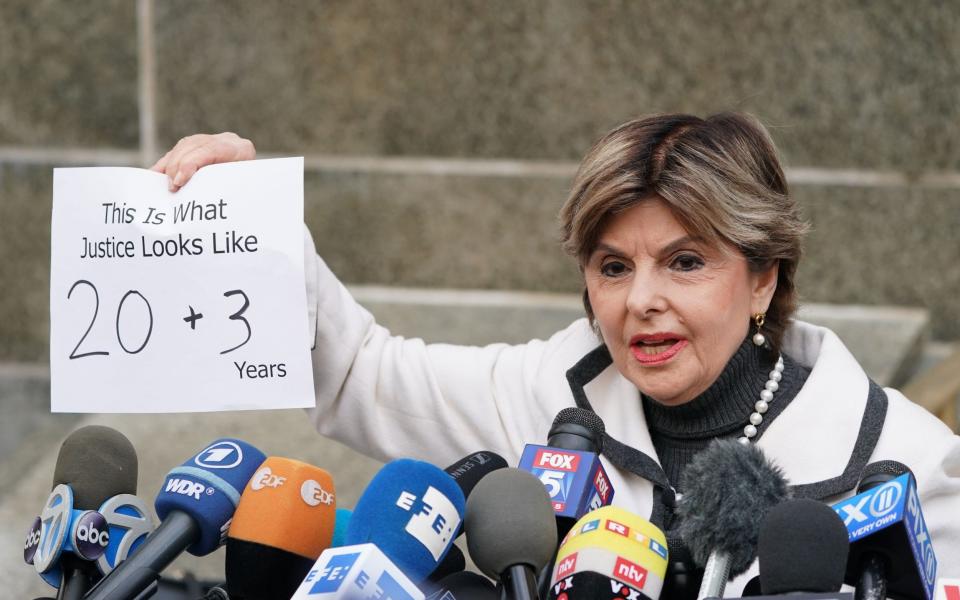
[50,158,315,413]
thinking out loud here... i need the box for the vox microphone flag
[549,505,669,600]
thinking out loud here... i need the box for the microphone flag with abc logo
[29,484,113,585]
[27,425,139,595]
[226,456,338,600]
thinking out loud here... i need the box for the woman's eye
[600,261,628,277]
[671,254,704,272]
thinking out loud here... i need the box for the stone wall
[2,0,959,362]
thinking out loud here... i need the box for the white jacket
[303,232,960,590]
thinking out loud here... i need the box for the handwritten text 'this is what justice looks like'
[79,200,260,259]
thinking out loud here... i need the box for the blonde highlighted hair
[559,112,809,355]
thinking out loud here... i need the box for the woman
[154,114,960,591]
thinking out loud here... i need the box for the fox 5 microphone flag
[518,444,613,519]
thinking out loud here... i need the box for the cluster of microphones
[21,407,949,600]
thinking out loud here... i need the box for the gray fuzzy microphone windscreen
[464,468,558,579]
[677,439,789,577]
[52,425,138,509]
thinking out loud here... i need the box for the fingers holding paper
[151,132,256,192]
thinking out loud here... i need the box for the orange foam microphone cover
[226,457,337,599]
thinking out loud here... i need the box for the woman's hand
[150,132,256,192]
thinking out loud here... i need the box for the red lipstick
[629,333,688,365]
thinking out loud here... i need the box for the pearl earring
[752,313,766,347]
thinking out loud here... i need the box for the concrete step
[0,290,931,595]
[5,161,960,368]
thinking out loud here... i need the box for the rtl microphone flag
[831,471,938,600]
[345,458,466,582]
[290,544,424,600]
[550,506,669,600]
[518,445,613,519]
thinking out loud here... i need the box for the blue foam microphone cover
[154,438,266,555]
[332,508,352,548]
[345,458,466,582]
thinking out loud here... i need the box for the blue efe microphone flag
[344,458,466,582]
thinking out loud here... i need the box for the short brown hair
[559,112,809,355]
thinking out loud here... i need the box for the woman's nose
[625,270,669,318]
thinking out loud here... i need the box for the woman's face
[585,197,778,406]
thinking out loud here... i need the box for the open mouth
[630,337,687,364]
[634,340,679,355]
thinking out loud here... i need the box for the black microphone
[758,498,849,594]
[31,426,139,600]
[426,571,498,600]
[547,407,605,453]
[677,439,790,599]
[831,460,938,600]
[427,544,467,584]
[444,451,509,500]
[465,468,558,600]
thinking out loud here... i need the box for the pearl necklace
[737,354,784,444]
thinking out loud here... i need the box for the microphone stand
[501,564,539,600]
[855,554,887,600]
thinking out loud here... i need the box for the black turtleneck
[642,338,810,494]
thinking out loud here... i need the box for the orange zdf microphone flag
[228,456,337,559]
